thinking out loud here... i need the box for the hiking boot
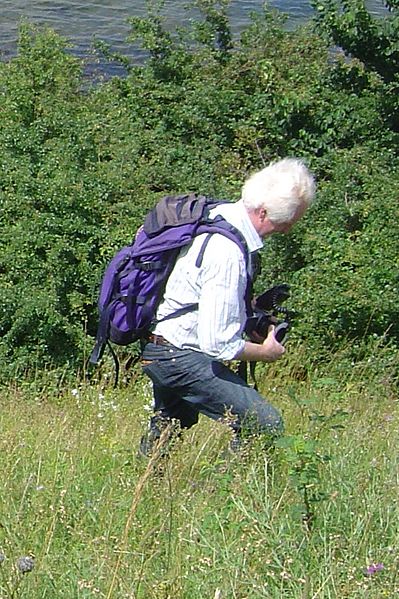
[229,434,243,453]
[138,415,179,458]
[138,429,160,458]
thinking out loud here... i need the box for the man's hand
[260,325,286,362]
[235,325,285,363]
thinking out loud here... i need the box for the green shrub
[0,1,397,379]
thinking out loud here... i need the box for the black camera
[245,283,291,344]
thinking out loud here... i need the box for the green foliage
[259,146,399,351]
[0,1,398,377]
[0,356,398,597]
[189,0,233,55]
[312,0,399,82]
[311,0,399,131]
[0,24,99,375]
[275,384,349,532]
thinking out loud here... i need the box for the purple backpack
[89,194,249,365]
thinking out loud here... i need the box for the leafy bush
[260,147,398,351]
[0,1,397,379]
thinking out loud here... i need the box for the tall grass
[0,342,398,598]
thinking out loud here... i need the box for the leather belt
[146,334,171,346]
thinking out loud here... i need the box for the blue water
[0,0,388,73]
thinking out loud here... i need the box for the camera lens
[274,322,289,343]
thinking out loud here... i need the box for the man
[140,157,315,452]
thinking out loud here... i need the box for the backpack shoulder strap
[195,216,249,267]
[154,216,251,327]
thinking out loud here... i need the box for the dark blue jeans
[141,341,283,437]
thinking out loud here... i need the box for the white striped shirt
[153,199,263,360]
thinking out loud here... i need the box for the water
[0,1,312,61]
[0,0,388,73]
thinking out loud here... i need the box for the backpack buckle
[135,260,162,272]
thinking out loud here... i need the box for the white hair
[241,158,316,224]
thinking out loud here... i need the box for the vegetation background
[0,0,398,596]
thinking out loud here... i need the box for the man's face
[253,203,306,238]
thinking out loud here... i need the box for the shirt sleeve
[196,234,247,360]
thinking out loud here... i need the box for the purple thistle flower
[364,563,384,576]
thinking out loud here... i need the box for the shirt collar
[209,199,263,253]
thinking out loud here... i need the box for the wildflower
[0,552,5,564]
[71,388,79,397]
[364,562,384,576]
[17,556,35,574]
